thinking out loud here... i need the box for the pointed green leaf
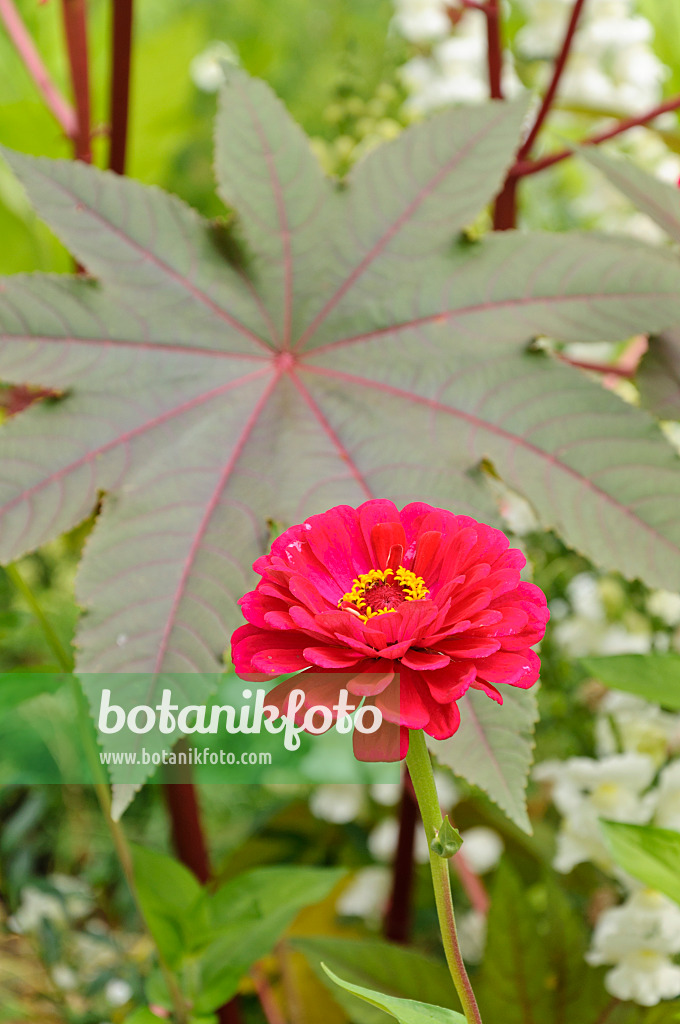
[601,821,680,906]
[477,863,552,1024]
[432,686,538,833]
[322,965,466,1024]
[193,866,345,1012]
[294,935,459,1024]
[581,653,680,708]
[131,843,204,967]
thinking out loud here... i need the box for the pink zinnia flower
[231,500,549,761]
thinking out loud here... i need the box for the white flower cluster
[551,571,680,660]
[536,693,680,1004]
[392,0,666,117]
[395,5,523,115]
[517,0,666,115]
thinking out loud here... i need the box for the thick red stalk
[492,177,517,230]
[484,0,503,100]
[164,776,244,1024]
[0,0,77,137]
[109,0,133,174]
[164,779,212,883]
[511,93,680,179]
[384,771,418,943]
[517,0,588,162]
[60,0,91,162]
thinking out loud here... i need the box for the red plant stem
[452,852,490,915]
[517,0,588,162]
[384,770,418,943]
[0,0,77,138]
[511,93,680,179]
[60,0,91,162]
[164,780,212,883]
[483,0,503,100]
[251,966,289,1024]
[164,775,244,1024]
[556,354,634,378]
[109,0,133,174]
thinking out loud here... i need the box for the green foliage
[601,821,680,906]
[322,964,466,1024]
[432,687,538,833]
[581,653,680,708]
[295,935,459,1023]
[132,845,344,1012]
[477,864,611,1024]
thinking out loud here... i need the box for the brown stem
[109,0,133,174]
[483,0,503,100]
[517,0,588,162]
[384,770,418,943]
[60,0,91,163]
[0,0,77,137]
[511,93,680,179]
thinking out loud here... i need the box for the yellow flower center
[338,566,430,622]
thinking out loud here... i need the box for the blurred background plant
[3,0,680,1022]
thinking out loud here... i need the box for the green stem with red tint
[405,729,483,1024]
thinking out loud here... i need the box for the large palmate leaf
[3,70,680,761]
[431,686,538,833]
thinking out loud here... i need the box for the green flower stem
[4,562,190,1024]
[405,729,484,1024]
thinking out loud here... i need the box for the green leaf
[321,965,466,1024]
[294,935,459,1024]
[0,672,65,713]
[583,149,680,245]
[477,863,552,1024]
[543,880,611,1024]
[3,71,680,786]
[581,654,680,709]
[431,686,538,833]
[131,844,204,967]
[601,821,680,906]
[193,866,344,1012]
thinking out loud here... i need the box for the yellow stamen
[338,566,430,622]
